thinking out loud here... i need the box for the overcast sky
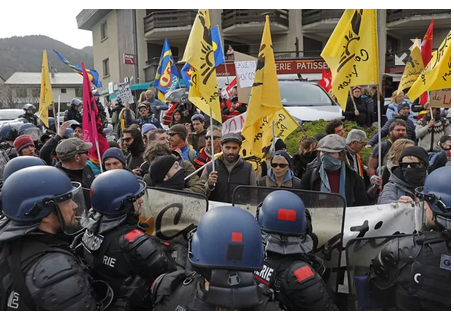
[0,5,92,49]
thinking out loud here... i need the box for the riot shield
[345,234,414,310]
[232,186,346,292]
[140,187,208,241]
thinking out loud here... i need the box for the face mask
[157,168,186,190]
[402,167,427,187]
[321,154,342,171]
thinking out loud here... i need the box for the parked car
[0,109,24,127]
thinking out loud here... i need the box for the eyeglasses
[271,163,289,169]
[205,135,221,140]
[415,187,450,214]
[122,137,133,142]
[399,162,425,169]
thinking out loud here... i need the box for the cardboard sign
[117,82,134,104]
[234,60,257,88]
[430,89,451,108]
[233,51,256,103]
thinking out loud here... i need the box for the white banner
[221,112,246,135]
[234,60,257,88]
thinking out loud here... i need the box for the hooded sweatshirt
[378,167,417,204]
[125,128,145,170]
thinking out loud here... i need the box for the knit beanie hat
[13,135,34,155]
[274,138,287,151]
[399,146,429,167]
[102,147,127,167]
[397,102,410,113]
[169,124,188,141]
[149,155,178,184]
[271,150,293,171]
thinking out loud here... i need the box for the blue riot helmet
[18,123,39,142]
[0,123,19,142]
[0,166,87,240]
[93,90,100,97]
[89,169,146,216]
[258,190,307,236]
[2,156,46,182]
[189,206,264,274]
[415,166,451,230]
[23,103,36,112]
[71,98,83,108]
[46,117,56,130]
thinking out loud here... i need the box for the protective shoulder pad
[290,261,316,285]
[30,252,97,310]
[150,269,188,306]
[120,229,175,281]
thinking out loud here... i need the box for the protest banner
[221,112,246,134]
[117,82,134,104]
[429,88,451,108]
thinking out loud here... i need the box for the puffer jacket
[377,167,417,204]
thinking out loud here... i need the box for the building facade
[4,72,83,109]
[76,9,451,98]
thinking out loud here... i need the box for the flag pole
[271,121,276,153]
[209,108,216,174]
[57,95,61,133]
[375,9,382,181]
[52,101,57,133]
[95,137,103,173]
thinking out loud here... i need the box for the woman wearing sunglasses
[258,150,302,189]
[378,146,429,205]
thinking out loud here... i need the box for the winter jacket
[125,110,162,129]
[292,152,318,180]
[258,169,302,189]
[343,96,367,126]
[377,167,417,204]
[64,108,82,123]
[172,144,197,165]
[367,113,416,146]
[188,129,207,152]
[415,115,450,152]
[301,163,369,207]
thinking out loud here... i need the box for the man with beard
[167,124,197,165]
[366,102,416,147]
[122,127,145,175]
[367,119,407,178]
[416,107,451,153]
[378,146,429,204]
[200,132,256,203]
[194,126,222,170]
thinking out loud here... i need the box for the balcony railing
[302,9,344,26]
[222,10,289,29]
[144,10,198,33]
[387,9,451,23]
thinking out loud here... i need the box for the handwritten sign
[117,82,134,104]
[430,89,451,108]
[234,60,257,88]
[221,113,246,135]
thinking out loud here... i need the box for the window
[61,88,67,94]
[103,58,110,77]
[31,88,40,97]
[16,88,27,98]
[101,21,108,41]
[75,88,83,98]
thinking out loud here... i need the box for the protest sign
[235,60,257,88]
[233,51,256,103]
[430,88,451,108]
[117,82,134,104]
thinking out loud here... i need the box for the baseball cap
[56,138,93,161]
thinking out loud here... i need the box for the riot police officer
[0,166,98,310]
[369,166,451,310]
[256,190,337,310]
[64,98,83,123]
[18,104,38,126]
[151,206,281,311]
[0,123,20,160]
[77,169,175,309]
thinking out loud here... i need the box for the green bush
[285,120,379,164]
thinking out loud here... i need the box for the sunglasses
[167,132,177,137]
[399,162,425,169]
[205,135,221,140]
[271,163,288,169]
[122,137,133,142]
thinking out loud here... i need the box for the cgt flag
[211,25,225,67]
[38,50,54,127]
[153,38,180,95]
[321,9,379,110]
[242,15,299,158]
[181,9,222,122]
[318,67,333,95]
[180,62,193,88]
[397,42,424,94]
[81,62,109,164]
[407,31,451,102]
[54,50,102,88]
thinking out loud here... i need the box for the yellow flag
[407,31,451,102]
[157,90,166,102]
[242,108,299,169]
[181,9,221,122]
[38,50,53,127]
[242,15,291,157]
[397,43,424,94]
[321,9,378,110]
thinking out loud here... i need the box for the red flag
[418,19,434,105]
[81,62,109,163]
[317,68,332,94]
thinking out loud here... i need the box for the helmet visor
[22,128,39,142]
[55,182,88,235]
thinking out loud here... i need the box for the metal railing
[387,9,451,23]
[144,10,198,33]
[222,9,289,29]
[302,9,344,25]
